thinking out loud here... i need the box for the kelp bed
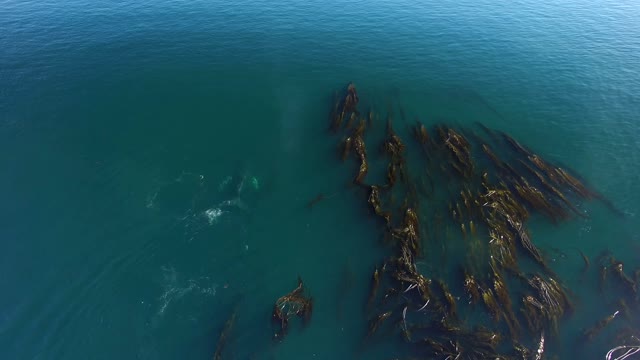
[213,84,639,360]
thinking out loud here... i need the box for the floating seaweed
[607,329,640,360]
[341,136,353,161]
[307,193,325,209]
[606,345,640,360]
[319,85,624,359]
[383,118,408,190]
[513,341,533,359]
[518,159,586,218]
[469,220,477,236]
[583,310,620,341]
[384,119,406,157]
[437,280,458,319]
[328,91,342,132]
[481,287,501,322]
[367,311,392,337]
[353,140,368,184]
[600,265,609,293]
[414,121,430,145]
[417,323,504,359]
[272,278,313,341]
[213,305,237,360]
[507,216,554,275]
[526,153,613,215]
[482,143,510,175]
[526,275,573,334]
[522,295,547,333]
[492,268,521,337]
[611,260,638,297]
[368,185,391,224]
[330,83,359,132]
[577,248,590,270]
[344,83,359,112]
[535,331,545,360]
[386,164,398,190]
[439,127,474,179]
[513,177,568,222]
[463,271,481,305]
[345,112,357,130]
[367,266,381,307]
[503,132,533,157]
[617,298,632,320]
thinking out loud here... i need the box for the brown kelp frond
[414,121,430,145]
[526,275,573,334]
[368,185,392,224]
[506,216,551,273]
[213,305,237,360]
[272,278,313,340]
[512,177,568,222]
[352,122,369,184]
[383,118,408,189]
[440,127,474,178]
[321,85,618,359]
[384,117,406,157]
[367,311,393,337]
[307,193,325,209]
[481,286,501,322]
[492,269,521,337]
[502,132,533,157]
[583,310,620,341]
[517,159,586,218]
[482,143,512,176]
[367,266,381,307]
[330,83,360,132]
[611,260,638,296]
[464,271,481,305]
[341,136,353,161]
[436,279,458,320]
[521,295,547,334]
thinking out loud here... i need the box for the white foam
[156,267,218,316]
[157,281,217,315]
[157,282,195,315]
[176,171,205,184]
[146,191,158,209]
[237,175,246,193]
[204,208,224,224]
[219,198,248,211]
[218,175,232,191]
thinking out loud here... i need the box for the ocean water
[1,0,640,359]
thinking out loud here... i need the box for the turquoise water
[1,0,640,358]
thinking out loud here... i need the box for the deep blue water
[1,0,640,359]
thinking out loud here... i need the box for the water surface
[1,0,639,358]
